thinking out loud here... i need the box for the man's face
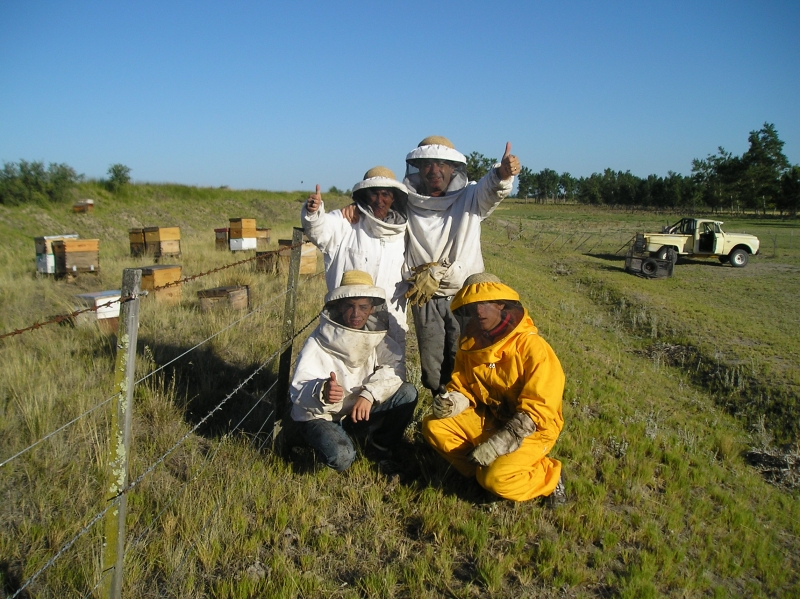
[416,160,454,197]
[366,188,394,220]
[469,301,504,332]
[340,298,374,329]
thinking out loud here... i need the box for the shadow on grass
[137,338,280,442]
[586,252,627,263]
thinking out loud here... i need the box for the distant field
[1,186,798,598]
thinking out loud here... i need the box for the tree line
[466,123,799,216]
[0,162,131,205]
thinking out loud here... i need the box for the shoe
[544,474,567,509]
[365,436,393,461]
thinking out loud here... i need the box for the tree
[778,166,800,217]
[516,166,535,199]
[465,152,496,182]
[0,159,82,205]
[741,123,790,214]
[107,164,131,192]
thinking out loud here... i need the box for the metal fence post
[101,268,142,599]
[274,228,304,443]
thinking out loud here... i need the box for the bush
[0,159,82,205]
[107,163,131,192]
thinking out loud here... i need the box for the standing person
[290,270,418,472]
[402,136,520,393]
[302,167,409,355]
[422,273,566,504]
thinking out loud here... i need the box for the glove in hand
[432,391,470,419]
[404,266,440,306]
[468,441,499,466]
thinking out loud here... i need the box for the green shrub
[0,159,82,205]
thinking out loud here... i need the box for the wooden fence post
[274,227,304,444]
[101,268,142,599]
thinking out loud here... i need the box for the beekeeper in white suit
[302,167,409,356]
[402,136,519,393]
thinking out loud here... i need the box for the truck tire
[641,258,659,277]
[655,246,678,265]
[728,248,749,268]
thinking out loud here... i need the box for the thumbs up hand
[323,371,344,403]
[498,142,520,180]
[306,184,322,213]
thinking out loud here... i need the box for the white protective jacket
[290,310,406,423]
[404,167,513,297]
[302,203,408,350]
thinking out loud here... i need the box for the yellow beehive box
[52,239,100,276]
[129,228,145,256]
[229,218,257,239]
[73,199,94,213]
[141,265,182,303]
[143,226,181,242]
[35,234,79,255]
[277,240,318,275]
[256,228,271,249]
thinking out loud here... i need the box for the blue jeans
[297,382,418,471]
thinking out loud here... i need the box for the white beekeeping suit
[302,167,408,356]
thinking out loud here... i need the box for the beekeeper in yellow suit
[422,273,566,504]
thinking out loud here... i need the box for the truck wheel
[656,246,678,265]
[641,258,659,276]
[729,249,749,268]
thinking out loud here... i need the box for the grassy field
[1,185,799,598]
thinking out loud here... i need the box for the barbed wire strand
[80,566,112,599]
[126,377,280,553]
[0,243,303,340]
[10,498,119,599]
[165,311,320,584]
[134,287,290,387]
[0,280,293,469]
[0,396,114,469]
[123,342,286,497]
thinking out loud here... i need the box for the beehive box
[229,237,257,251]
[277,240,318,275]
[129,228,145,256]
[34,234,79,274]
[197,286,250,312]
[256,228,272,249]
[74,290,121,332]
[229,218,257,239]
[143,226,181,257]
[141,265,182,303]
[214,228,229,251]
[52,239,100,276]
[73,199,94,213]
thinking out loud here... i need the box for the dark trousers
[411,296,460,393]
[297,382,418,471]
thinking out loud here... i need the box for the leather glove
[404,263,446,306]
[432,391,470,419]
[468,412,537,466]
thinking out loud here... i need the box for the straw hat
[352,166,408,203]
[406,135,466,166]
[324,270,386,305]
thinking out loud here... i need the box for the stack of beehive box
[228,218,257,251]
[144,226,181,258]
[129,228,145,256]
[140,265,182,303]
[52,239,100,277]
[74,290,121,332]
[73,199,94,213]
[34,234,79,274]
[197,285,250,311]
[214,228,229,251]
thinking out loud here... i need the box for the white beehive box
[229,237,257,251]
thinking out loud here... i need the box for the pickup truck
[643,218,760,268]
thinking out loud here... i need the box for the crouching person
[290,270,418,471]
[422,273,566,503]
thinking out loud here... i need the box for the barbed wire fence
[1,228,326,598]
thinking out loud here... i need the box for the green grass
[1,187,799,597]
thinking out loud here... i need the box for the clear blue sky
[1,1,798,192]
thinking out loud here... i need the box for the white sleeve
[301,204,350,254]
[472,166,513,218]
[361,338,405,404]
